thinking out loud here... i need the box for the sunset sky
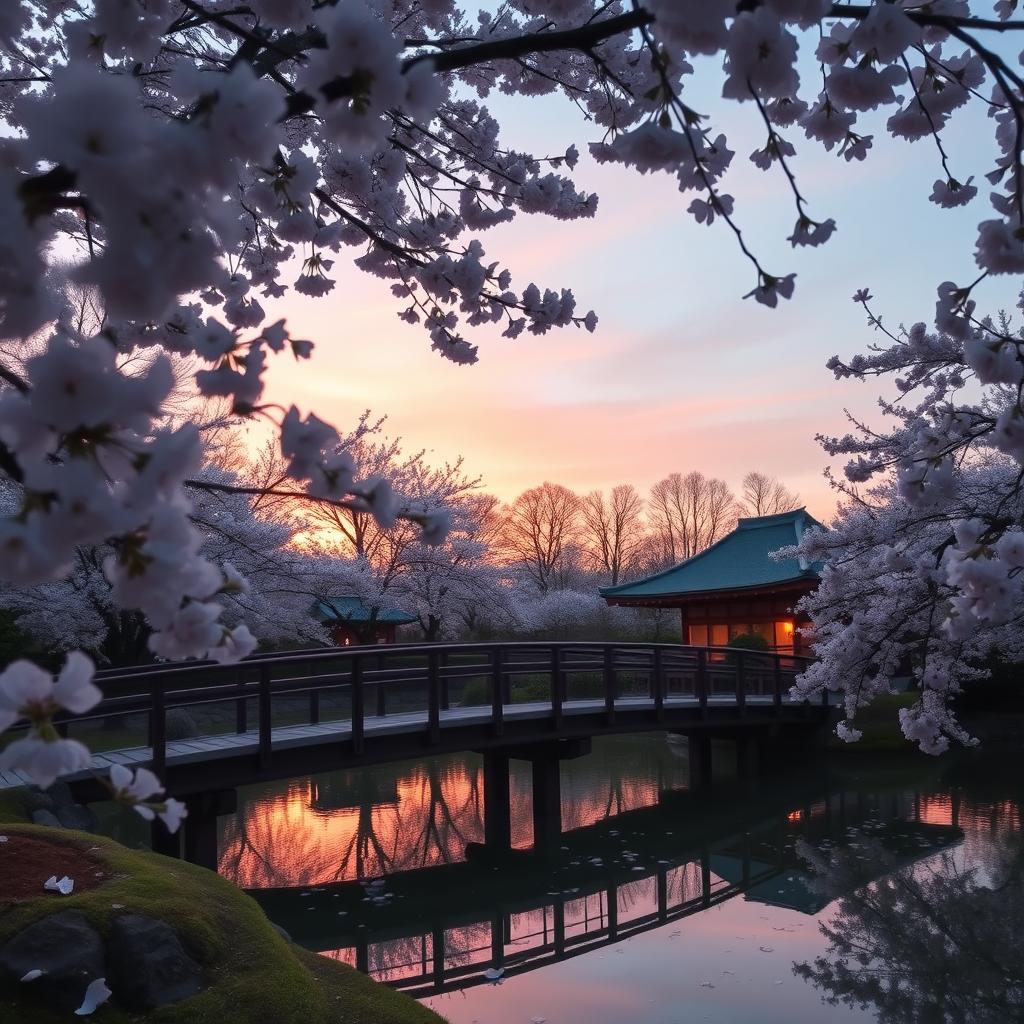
[258,71,1015,523]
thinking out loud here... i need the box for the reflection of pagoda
[309,772,399,813]
[711,819,964,915]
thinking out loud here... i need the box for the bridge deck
[1,642,825,796]
[0,692,800,792]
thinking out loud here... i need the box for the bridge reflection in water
[221,736,967,998]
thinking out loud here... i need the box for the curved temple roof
[600,509,823,601]
[312,596,417,625]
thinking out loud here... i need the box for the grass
[0,809,444,1024]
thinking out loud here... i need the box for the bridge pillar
[687,734,712,791]
[150,819,181,859]
[482,752,512,853]
[531,753,562,858]
[736,736,761,782]
[431,925,445,991]
[182,789,237,872]
[606,885,618,940]
[490,911,505,970]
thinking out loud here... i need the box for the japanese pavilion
[599,509,823,656]
[312,596,417,647]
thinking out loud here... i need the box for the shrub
[728,633,770,652]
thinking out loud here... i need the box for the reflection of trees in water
[389,760,481,869]
[560,736,685,831]
[219,737,686,887]
[795,833,1024,1024]
[920,793,1023,879]
[219,761,484,887]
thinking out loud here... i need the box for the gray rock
[55,804,97,832]
[30,808,61,828]
[42,781,74,808]
[21,788,54,815]
[106,914,203,1011]
[165,708,199,741]
[0,911,104,1011]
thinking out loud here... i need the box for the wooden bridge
[0,642,827,864]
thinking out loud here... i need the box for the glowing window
[774,620,795,649]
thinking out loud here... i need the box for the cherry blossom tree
[785,289,1024,753]
[305,414,476,576]
[5,0,1024,790]
[0,439,358,663]
[393,494,512,640]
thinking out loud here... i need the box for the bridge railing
[321,823,786,996]
[15,643,815,774]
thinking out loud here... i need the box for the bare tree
[740,471,801,517]
[580,485,646,586]
[500,482,582,592]
[648,472,737,566]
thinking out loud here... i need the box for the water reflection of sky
[424,896,866,1024]
[217,736,1023,1023]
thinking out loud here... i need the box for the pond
[194,735,1020,1023]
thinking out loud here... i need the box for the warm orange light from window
[781,621,794,634]
[787,809,804,823]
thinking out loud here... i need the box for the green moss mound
[0,818,444,1024]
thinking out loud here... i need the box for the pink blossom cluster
[789,284,1024,753]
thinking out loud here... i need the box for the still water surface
[209,735,1022,1023]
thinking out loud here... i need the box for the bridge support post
[531,753,562,859]
[490,912,505,971]
[552,899,566,956]
[606,885,618,940]
[687,734,712,791]
[150,819,181,859]
[736,736,761,782]
[432,925,445,991]
[182,789,236,872]
[482,752,512,854]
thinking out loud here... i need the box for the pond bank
[0,795,444,1024]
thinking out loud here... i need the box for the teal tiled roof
[600,509,823,600]
[312,596,417,625]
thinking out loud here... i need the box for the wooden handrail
[91,640,813,688]
[12,643,818,774]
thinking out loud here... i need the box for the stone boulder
[55,804,97,832]
[43,781,74,809]
[0,910,105,1011]
[106,914,203,1011]
[29,808,61,828]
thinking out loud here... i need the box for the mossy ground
[0,794,444,1024]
